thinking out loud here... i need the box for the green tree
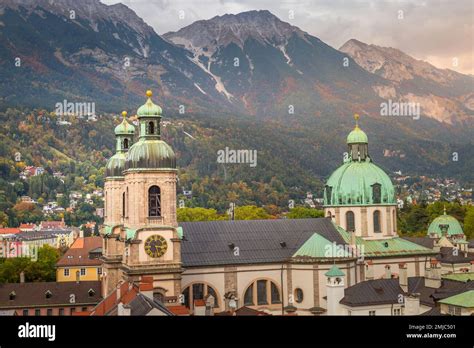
[177,207,223,222]
[463,206,474,239]
[0,245,59,283]
[234,205,272,220]
[287,206,324,219]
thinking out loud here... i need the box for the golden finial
[443,205,447,215]
[146,90,153,98]
[354,113,360,129]
[122,111,127,120]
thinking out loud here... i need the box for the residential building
[56,237,103,282]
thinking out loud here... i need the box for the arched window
[346,211,355,232]
[294,288,303,303]
[373,210,381,233]
[181,283,219,309]
[123,138,129,149]
[148,186,161,217]
[372,183,381,204]
[122,192,126,217]
[243,279,281,307]
[148,121,154,135]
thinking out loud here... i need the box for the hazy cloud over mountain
[102,0,473,75]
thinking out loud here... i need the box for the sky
[102,0,474,75]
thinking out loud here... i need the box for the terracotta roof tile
[56,237,102,267]
[168,305,190,315]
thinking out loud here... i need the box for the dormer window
[325,185,332,205]
[372,183,381,204]
[9,291,16,300]
[45,290,52,299]
[88,289,95,297]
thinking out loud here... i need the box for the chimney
[384,265,392,279]
[139,276,154,300]
[117,302,131,316]
[20,271,25,283]
[425,259,441,288]
[365,261,374,280]
[404,293,420,315]
[398,263,408,292]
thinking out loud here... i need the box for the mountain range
[0,0,473,186]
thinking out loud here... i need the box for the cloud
[102,0,473,74]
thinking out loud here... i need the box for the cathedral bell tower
[119,90,182,305]
[102,111,135,297]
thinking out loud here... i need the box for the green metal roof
[176,226,183,239]
[137,91,162,117]
[325,264,345,277]
[325,160,395,206]
[106,152,127,177]
[336,225,435,257]
[439,290,474,308]
[114,118,135,135]
[103,225,113,236]
[125,139,176,170]
[126,228,136,240]
[293,233,350,258]
[442,273,474,283]
[347,126,368,144]
[452,238,469,244]
[427,211,464,237]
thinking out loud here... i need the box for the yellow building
[56,237,103,282]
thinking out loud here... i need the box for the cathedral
[100,91,467,315]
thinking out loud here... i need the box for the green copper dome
[114,114,135,135]
[324,114,395,206]
[347,127,368,144]
[106,152,127,177]
[125,139,176,170]
[325,160,395,206]
[427,210,464,237]
[125,90,175,170]
[137,90,162,117]
[325,265,345,277]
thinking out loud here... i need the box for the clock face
[144,235,168,258]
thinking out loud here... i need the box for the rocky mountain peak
[164,10,305,52]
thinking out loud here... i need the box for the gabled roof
[340,278,405,307]
[341,276,474,308]
[442,272,474,283]
[128,293,173,316]
[56,237,102,267]
[293,233,351,259]
[0,228,20,235]
[180,218,346,267]
[401,236,435,249]
[91,282,138,316]
[0,281,101,308]
[436,247,474,264]
[439,290,474,308]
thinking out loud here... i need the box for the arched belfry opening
[148,185,161,217]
